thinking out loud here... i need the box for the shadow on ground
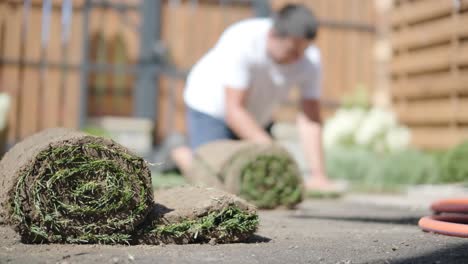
[244,234,271,243]
[291,213,421,225]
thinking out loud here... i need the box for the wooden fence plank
[62,9,82,129]
[395,99,454,125]
[460,13,468,37]
[395,98,468,125]
[392,72,468,99]
[391,45,452,74]
[457,100,468,123]
[19,8,43,139]
[411,127,468,150]
[391,15,452,50]
[460,41,468,65]
[392,12,468,51]
[42,7,62,129]
[2,4,22,143]
[391,0,453,26]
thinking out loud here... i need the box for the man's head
[267,4,318,64]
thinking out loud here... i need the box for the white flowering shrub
[0,93,11,131]
[324,107,411,153]
[323,108,366,149]
[385,126,411,153]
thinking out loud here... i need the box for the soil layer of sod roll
[137,186,258,245]
[188,140,303,209]
[0,129,259,245]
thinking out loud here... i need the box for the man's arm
[225,87,272,144]
[297,98,331,189]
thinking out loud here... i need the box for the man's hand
[305,173,335,191]
[225,87,272,144]
[298,99,336,191]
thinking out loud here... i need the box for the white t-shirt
[184,18,322,126]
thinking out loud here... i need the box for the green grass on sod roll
[137,206,259,244]
[239,155,303,209]
[188,141,304,209]
[11,143,152,244]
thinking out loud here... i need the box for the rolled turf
[0,129,258,244]
[188,140,303,209]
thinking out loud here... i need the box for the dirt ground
[1,199,467,264]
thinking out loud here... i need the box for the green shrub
[364,149,440,192]
[325,147,376,183]
[440,141,468,183]
[326,147,440,192]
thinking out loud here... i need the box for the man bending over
[172,4,334,191]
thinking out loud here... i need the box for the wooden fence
[0,0,82,143]
[0,0,378,145]
[0,0,142,145]
[0,0,255,144]
[390,0,468,149]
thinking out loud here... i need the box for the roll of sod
[0,129,258,245]
[188,140,303,209]
[0,129,154,244]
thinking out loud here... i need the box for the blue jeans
[186,107,272,149]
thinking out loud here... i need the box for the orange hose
[419,199,468,238]
[431,199,468,213]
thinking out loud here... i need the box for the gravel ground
[1,199,467,264]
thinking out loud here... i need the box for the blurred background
[0,0,467,199]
